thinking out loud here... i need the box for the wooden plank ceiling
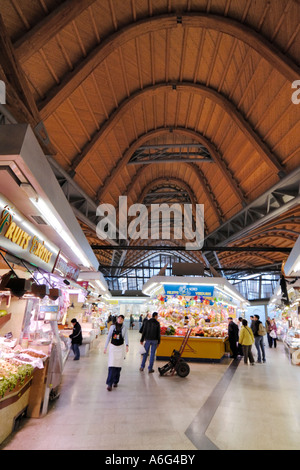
[0,0,299,274]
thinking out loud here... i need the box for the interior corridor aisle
[1,330,300,451]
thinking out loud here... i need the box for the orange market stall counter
[156,335,229,362]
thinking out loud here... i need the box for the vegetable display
[153,293,237,338]
[0,358,33,398]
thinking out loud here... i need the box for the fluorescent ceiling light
[294,261,300,272]
[30,197,91,268]
[95,279,107,292]
[143,282,157,294]
[223,285,249,304]
[112,297,147,302]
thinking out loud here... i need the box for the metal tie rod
[91,245,291,253]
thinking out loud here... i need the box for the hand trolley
[158,327,192,378]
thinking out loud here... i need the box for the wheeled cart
[158,328,192,377]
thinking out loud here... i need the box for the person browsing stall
[69,318,82,361]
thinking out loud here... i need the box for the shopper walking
[253,314,266,363]
[239,319,255,365]
[269,319,278,348]
[139,314,143,331]
[104,314,129,391]
[139,310,151,334]
[228,317,239,359]
[140,312,161,373]
[130,314,134,329]
[250,316,255,332]
[237,317,244,356]
[69,318,82,361]
[266,317,272,347]
[107,313,113,331]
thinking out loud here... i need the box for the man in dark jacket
[252,314,266,363]
[140,312,160,373]
[69,318,82,360]
[228,317,239,359]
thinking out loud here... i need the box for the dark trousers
[242,345,254,364]
[71,343,80,360]
[229,339,238,358]
[267,333,272,347]
[106,366,121,386]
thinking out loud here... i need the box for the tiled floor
[1,330,300,450]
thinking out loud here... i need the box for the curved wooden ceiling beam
[122,243,202,267]
[182,13,299,82]
[72,83,284,177]
[134,175,210,232]
[137,177,198,207]
[14,0,97,64]
[97,128,224,225]
[37,13,299,119]
[219,251,276,265]
[96,128,217,208]
[122,127,247,206]
[113,174,207,236]
[121,167,205,228]
[189,161,224,224]
[121,250,200,270]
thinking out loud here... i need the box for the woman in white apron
[104,315,129,391]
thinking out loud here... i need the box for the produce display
[153,292,237,338]
[0,358,33,399]
[0,341,48,398]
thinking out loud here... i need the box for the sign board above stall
[52,253,80,281]
[172,263,204,276]
[0,194,59,272]
[163,284,214,298]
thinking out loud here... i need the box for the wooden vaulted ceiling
[0,0,300,274]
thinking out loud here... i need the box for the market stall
[0,126,103,443]
[94,290,148,331]
[0,294,50,443]
[0,194,104,443]
[58,271,110,355]
[142,276,249,362]
[269,236,300,364]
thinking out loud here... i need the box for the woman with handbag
[104,314,129,391]
[269,319,278,348]
[239,319,255,365]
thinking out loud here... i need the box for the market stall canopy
[77,270,109,295]
[270,235,300,306]
[142,275,249,306]
[0,124,99,271]
[283,236,300,276]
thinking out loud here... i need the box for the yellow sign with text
[0,194,59,271]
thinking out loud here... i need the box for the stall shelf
[0,313,11,328]
[142,276,249,362]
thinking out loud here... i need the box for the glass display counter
[283,327,300,364]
